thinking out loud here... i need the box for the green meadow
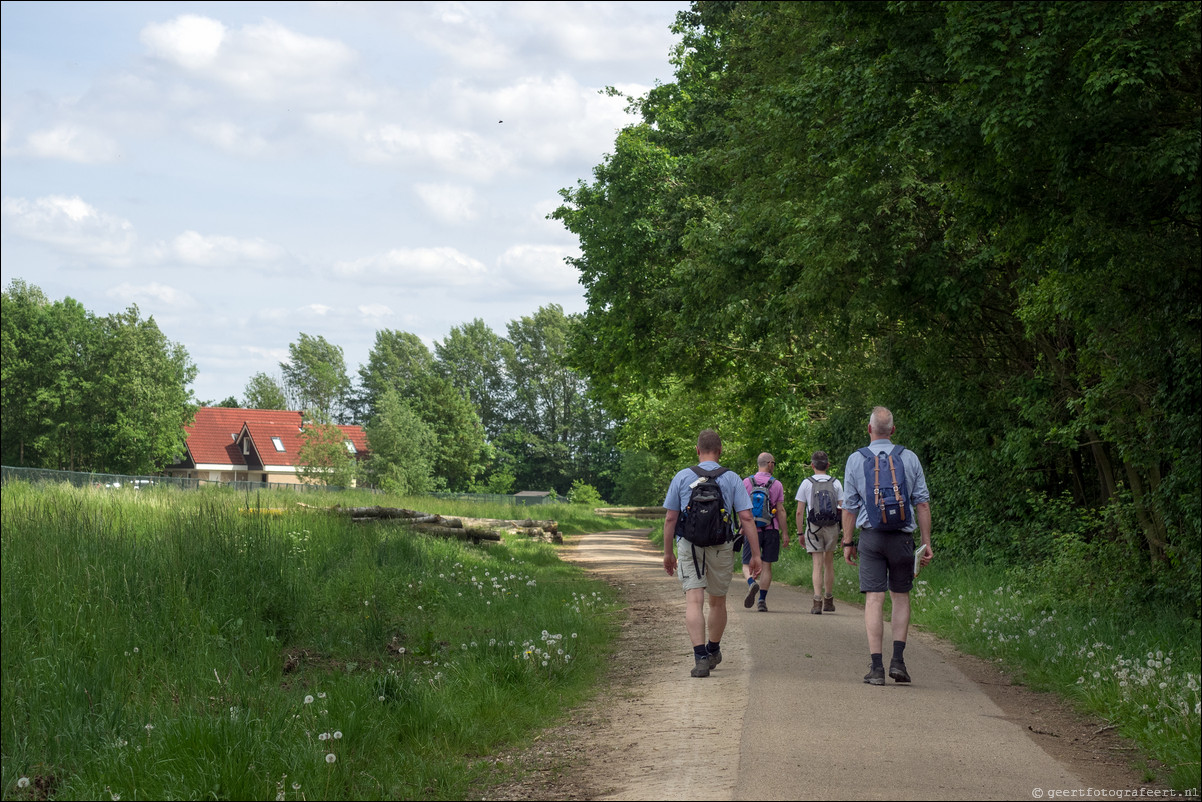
[0,481,640,801]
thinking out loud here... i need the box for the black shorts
[857,530,916,593]
[743,527,781,564]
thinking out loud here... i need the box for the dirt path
[482,528,1162,801]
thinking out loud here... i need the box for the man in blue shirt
[663,429,762,678]
[842,407,933,685]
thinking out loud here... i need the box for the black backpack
[677,466,733,547]
[857,445,911,531]
[807,476,840,528]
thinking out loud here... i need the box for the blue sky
[1,1,686,403]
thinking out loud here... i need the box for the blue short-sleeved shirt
[663,461,752,525]
[842,439,930,532]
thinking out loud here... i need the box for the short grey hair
[869,406,894,437]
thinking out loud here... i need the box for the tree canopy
[556,1,1200,612]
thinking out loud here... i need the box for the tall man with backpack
[741,452,788,612]
[796,450,844,615]
[663,429,763,678]
[841,407,933,685]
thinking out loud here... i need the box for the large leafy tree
[503,305,617,495]
[91,307,198,475]
[364,387,437,495]
[243,372,288,410]
[1,281,196,474]
[358,329,487,491]
[434,319,512,442]
[280,333,350,420]
[558,1,1200,607]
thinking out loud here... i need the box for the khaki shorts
[675,537,735,596]
[804,523,841,553]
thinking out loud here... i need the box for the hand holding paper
[913,543,930,577]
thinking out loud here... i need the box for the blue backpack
[747,476,777,530]
[857,445,911,531]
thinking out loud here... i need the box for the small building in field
[513,490,553,506]
[164,407,368,485]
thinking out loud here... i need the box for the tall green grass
[1,482,627,800]
[769,540,1201,791]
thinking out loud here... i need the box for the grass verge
[0,481,633,800]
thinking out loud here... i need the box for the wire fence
[1,465,350,493]
[1,465,564,505]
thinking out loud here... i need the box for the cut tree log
[296,503,560,542]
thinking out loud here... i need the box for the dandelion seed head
[326,753,337,764]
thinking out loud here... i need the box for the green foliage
[358,329,489,491]
[1,280,197,474]
[0,481,624,800]
[281,333,351,420]
[295,412,360,488]
[566,480,604,508]
[365,388,437,495]
[557,1,1201,617]
[243,371,288,410]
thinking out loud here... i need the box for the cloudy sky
[1,1,686,403]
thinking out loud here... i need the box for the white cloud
[358,303,393,318]
[26,124,121,163]
[185,120,270,156]
[140,14,226,70]
[1,195,136,259]
[334,246,488,287]
[300,303,332,316]
[496,244,580,293]
[155,230,286,266]
[105,281,195,308]
[414,183,478,224]
[140,15,358,102]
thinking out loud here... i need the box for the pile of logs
[299,504,561,543]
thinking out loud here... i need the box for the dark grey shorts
[858,530,916,593]
[743,527,781,564]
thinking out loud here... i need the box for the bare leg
[889,591,911,643]
[707,594,728,642]
[864,591,886,653]
[685,588,707,646]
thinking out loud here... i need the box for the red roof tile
[182,408,368,468]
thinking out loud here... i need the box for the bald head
[757,452,775,471]
[869,406,895,439]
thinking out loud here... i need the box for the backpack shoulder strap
[690,465,727,480]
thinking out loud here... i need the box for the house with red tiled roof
[165,407,369,486]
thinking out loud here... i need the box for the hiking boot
[823,596,835,612]
[707,650,722,670]
[756,598,768,612]
[863,664,886,685]
[811,598,823,615]
[691,655,711,678]
[743,580,760,609]
[889,659,911,683]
